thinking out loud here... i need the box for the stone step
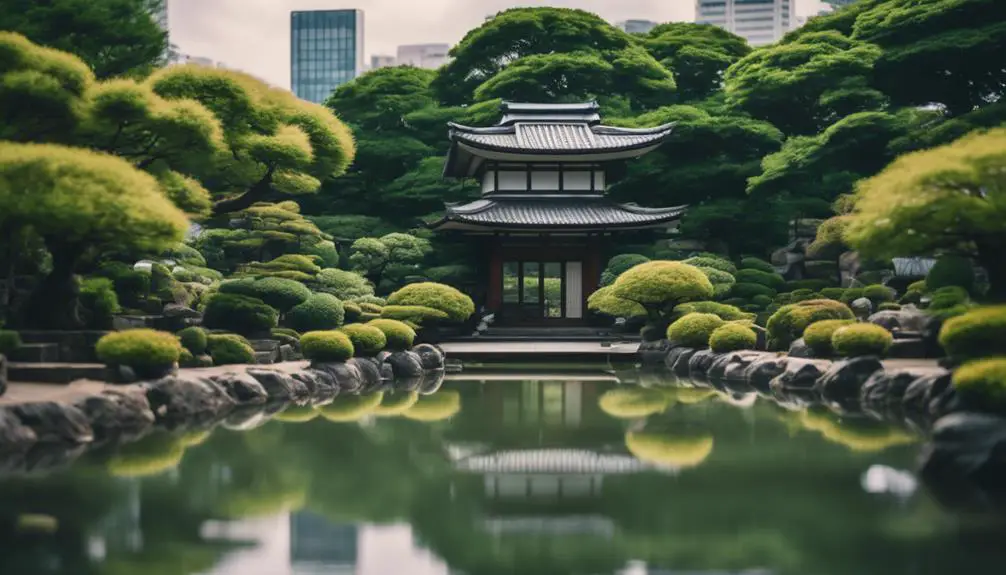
[6,363,107,385]
[7,343,61,363]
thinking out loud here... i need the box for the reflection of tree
[797,408,918,453]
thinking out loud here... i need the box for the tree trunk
[24,239,84,329]
[211,170,274,216]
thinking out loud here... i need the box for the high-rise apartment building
[370,55,396,70]
[396,44,450,70]
[291,9,365,104]
[695,0,794,46]
[616,19,659,34]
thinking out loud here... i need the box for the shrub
[359,302,383,314]
[352,295,387,306]
[952,358,1006,411]
[0,330,22,355]
[387,282,474,323]
[766,299,855,348]
[640,324,666,342]
[774,293,793,305]
[285,293,345,332]
[740,257,775,273]
[908,280,927,294]
[803,319,855,356]
[667,313,726,348]
[360,312,381,322]
[380,305,449,325]
[301,330,355,362]
[367,319,416,351]
[863,284,895,304]
[722,297,747,307]
[831,324,893,357]
[695,266,736,298]
[96,329,181,370]
[840,288,864,304]
[271,327,300,346]
[786,279,829,292]
[207,334,255,365]
[218,277,311,312]
[789,288,816,302]
[179,347,195,367]
[108,269,152,306]
[177,327,208,355]
[344,301,363,322]
[806,216,850,260]
[878,302,902,311]
[314,268,374,299]
[673,301,752,321]
[202,293,278,335]
[601,254,650,286]
[338,324,386,356]
[928,286,969,310]
[709,323,757,353]
[927,255,975,293]
[820,288,846,300]
[682,256,737,275]
[79,277,122,329]
[938,306,1006,360]
[731,282,776,299]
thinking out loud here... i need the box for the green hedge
[735,269,784,289]
[803,319,855,356]
[344,301,363,322]
[819,288,846,300]
[952,358,1006,411]
[207,334,255,365]
[367,319,416,351]
[178,327,208,355]
[338,324,386,356]
[929,286,969,310]
[0,330,22,355]
[927,255,975,294]
[832,324,893,357]
[683,256,737,275]
[938,306,1006,360]
[301,330,355,362]
[731,282,777,299]
[96,329,181,369]
[380,305,449,325]
[667,313,726,348]
[766,299,855,348]
[673,301,752,321]
[218,277,311,312]
[285,293,345,332]
[709,323,757,353]
[352,295,387,306]
[203,293,278,335]
[740,257,774,274]
[387,282,474,323]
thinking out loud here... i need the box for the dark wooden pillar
[582,235,602,300]
[487,239,503,309]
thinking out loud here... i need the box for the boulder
[246,369,310,402]
[280,344,299,362]
[860,369,923,410]
[72,389,155,441]
[850,297,873,319]
[770,358,830,393]
[887,338,927,359]
[313,362,363,393]
[8,402,94,444]
[743,355,788,393]
[144,375,236,427]
[815,357,883,403]
[0,353,7,397]
[349,358,383,392]
[386,351,424,379]
[868,306,930,334]
[302,368,338,396]
[788,338,815,359]
[210,372,269,405]
[708,351,762,382]
[804,260,839,281]
[638,339,674,366]
[665,347,696,376]
[413,343,446,370]
[249,339,281,365]
[838,251,861,286]
[920,412,1006,489]
[688,350,718,380]
[903,370,953,415]
[0,408,37,451]
[289,369,325,396]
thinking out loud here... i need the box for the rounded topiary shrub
[359,302,383,314]
[673,301,752,321]
[0,330,21,356]
[207,334,255,365]
[740,257,774,274]
[601,254,650,286]
[271,327,301,346]
[96,329,182,374]
[735,269,784,289]
[387,282,474,323]
[367,319,416,351]
[613,261,715,310]
[695,266,736,298]
[819,288,846,300]
[285,293,345,332]
[682,256,737,275]
[831,324,894,357]
[666,313,726,348]
[177,326,208,355]
[929,286,969,309]
[752,294,773,308]
[338,324,387,356]
[352,295,387,307]
[218,277,311,312]
[301,330,355,362]
[803,319,855,356]
[731,283,777,299]
[839,288,864,304]
[380,305,449,325]
[927,254,975,294]
[952,358,1006,411]
[938,306,1006,360]
[344,301,363,322]
[878,302,902,311]
[202,293,279,335]
[709,323,757,353]
[766,299,855,349]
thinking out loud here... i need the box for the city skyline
[165,1,830,89]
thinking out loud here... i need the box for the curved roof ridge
[593,122,677,136]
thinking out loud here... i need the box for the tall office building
[152,0,169,31]
[396,44,450,70]
[695,0,794,46]
[616,19,659,34]
[291,9,365,104]
[370,55,396,70]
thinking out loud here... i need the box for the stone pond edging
[639,339,1006,491]
[0,344,447,472]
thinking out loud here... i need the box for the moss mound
[207,333,256,365]
[387,282,474,322]
[177,326,208,355]
[285,293,345,332]
[667,313,725,348]
[301,330,355,362]
[366,318,416,351]
[709,323,757,353]
[338,323,387,356]
[95,329,181,369]
[938,306,1006,360]
[673,301,752,321]
[803,319,856,356]
[203,293,278,335]
[218,276,311,312]
[832,324,893,357]
[952,358,1006,412]
[766,299,855,348]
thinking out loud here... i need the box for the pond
[2,368,1005,575]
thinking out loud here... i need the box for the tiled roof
[432,197,686,230]
[451,122,674,153]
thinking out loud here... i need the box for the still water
[2,369,1005,575]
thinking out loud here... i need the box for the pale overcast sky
[167,0,830,89]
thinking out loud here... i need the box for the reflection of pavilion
[290,512,357,574]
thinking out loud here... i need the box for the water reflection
[1,371,1006,575]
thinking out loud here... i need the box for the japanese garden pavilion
[430,101,685,326]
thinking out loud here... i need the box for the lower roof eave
[428,221,681,234]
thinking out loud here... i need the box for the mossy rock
[831,324,893,357]
[938,306,1006,360]
[338,324,386,356]
[952,358,1006,412]
[803,319,855,357]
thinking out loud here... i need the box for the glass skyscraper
[290,9,365,104]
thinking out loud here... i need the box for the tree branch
[211,167,275,216]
